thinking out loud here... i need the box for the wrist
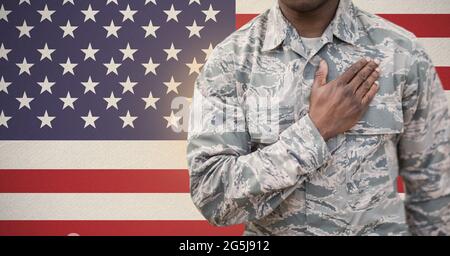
[308,113,332,141]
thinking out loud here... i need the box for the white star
[142,92,159,110]
[37,76,55,94]
[0,76,11,94]
[202,4,220,22]
[37,43,55,61]
[16,91,33,110]
[60,20,77,38]
[164,43,181,61]
[104,92,121,110]
[81,110,99,128]
[164,76,181,94]
[81,43,99,61]
[103,20,121,38]
[120,76,137,94]
[186,58,203,75]
[119,111,137,128]
[142,58,160,75]
[37,110,55,128]
[202,43,214,60]
[16,20,33,38]
[145,0,157,5]
[37,4,55,22]
[164,111,181,128]
[81,4,98,22]
[0,43,11,60]
[63,0,75,5]
[120,43,137,61]
[106,0,118,5]
[142,20,159,38]
[19,0,31,6]
[164,4,181,22]
[104,58,121,75]
[120,4,137,22]
[60,58,77,75]
[81,76,99,94]
[0,5,11,22]
[17,58,34,75]
[60,92,77,110]
[189,0,201,5]
[186,20,204,38]
[0,111,11,128]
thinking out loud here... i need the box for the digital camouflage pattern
[187,0,450,235]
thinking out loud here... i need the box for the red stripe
[236,14,450,37]
[0,221,245,236]
[0,170,189,193]
[397,176,404,193]
[0,170,407,193]
[437,67,450,90]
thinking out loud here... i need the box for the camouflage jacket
[187,0,450,235]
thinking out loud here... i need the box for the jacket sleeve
[398,41,450,235]
[186,47,331,226]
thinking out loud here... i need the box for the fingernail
[375,67,381,72]
[365,57,371,62]
[374,59,380,64]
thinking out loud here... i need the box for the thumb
[313,59,328,87]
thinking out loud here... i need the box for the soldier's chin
[280,0,329,13]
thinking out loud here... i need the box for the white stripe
[0,193,203,220]
[0,140,187,169]
[446,91,450,111]
[419,38,450,67]
[236,0,450,14]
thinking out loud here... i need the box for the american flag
[0,0,449,236]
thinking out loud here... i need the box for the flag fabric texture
[0,0,449,236]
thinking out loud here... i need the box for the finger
[337,57,369,85]
[354,67,380,99]
[313,59,329,88]
[361,82,379,106]
[348,60,379,91]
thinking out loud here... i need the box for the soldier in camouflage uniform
[187,0,450,235]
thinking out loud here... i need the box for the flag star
[104,92,121,110]
[186,20,203,38]
[120,76,137,94]
[81,43,99,61]
[63,0,75,5]
[164,76,181,94]
[142,20,159,38]
[17,58,34,75]
[81,4,99,22]
[0,43,11,60]
[164,111,181,128]
[37,43,55,61]
[0,5,11,22]
[0,110,11,128]
[142,92,159,110]
[120,43,137,61]
[103,20,121,38]
[142,57,160,75]
[16,20,33,38]
[164,43,181,61]
[81,76,99,94]
[37,110,55,128]
[37,4,55,22]
[189,0,201,5]
[0,76,11,94]
[186,58,203,75]
[202,4,220,22]
[164,4,181,22]
[145,0,157,5]
[120,4,137,22]
[60,20,77,38]
[202,43,214,60]
[104,58,121,75]
[60,91,77,110]
[106,0,118,5]
[119,111,137,128]
[60,58,77,75]
[37,76,55,94]
[16,91,33,110]
[19,0,31,6]
[81,110,99,128]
